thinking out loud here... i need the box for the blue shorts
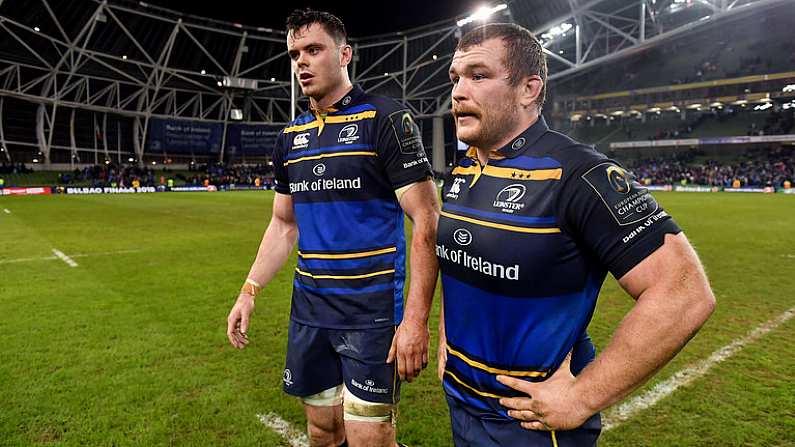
[446,395,601,446]
[283,320,400,404]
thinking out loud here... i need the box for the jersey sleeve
[374,106,433,190]
[271,131,290,195]
[557,149,682,279]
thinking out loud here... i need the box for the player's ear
[519,75,543,110]
[339,44,353,67]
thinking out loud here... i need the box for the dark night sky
[144,0,487,37]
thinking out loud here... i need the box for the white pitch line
[256,413,308,447]
[0,249,142,265]
[0,255,58,264]
[603,305,795,430]
[51,248,78,267]
[70,249,142,258]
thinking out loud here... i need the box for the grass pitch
[0,191,793,446]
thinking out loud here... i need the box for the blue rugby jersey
[272,85,433,329]
[438,116,681,419]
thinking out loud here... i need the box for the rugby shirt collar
[331,84,366,111]
[495,115,550,159]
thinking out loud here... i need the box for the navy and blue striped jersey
[437,116,681,419]
[272,85,433,330]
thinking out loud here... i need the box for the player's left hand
[387,319,429,383]
[496,352,592,431]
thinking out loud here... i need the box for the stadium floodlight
[733,99,748,105]
[709,102,723,107]
[200,69,206,75]
[32,158,39,163]
[541,22,573,41]
[128,157,135,162]
[33,26,40,32]
[270,77,276,82]
[754,103,772,111]
[122,55,128,60]
[647,107,661,113]
[457,4,508,27]
[687,103,702,109]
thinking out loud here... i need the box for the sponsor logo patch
[582,162,659,226]
[492,184,526,213]
[388,110,424,154]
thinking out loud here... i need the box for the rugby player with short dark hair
[226,8,439,447]
[437,22,715,446]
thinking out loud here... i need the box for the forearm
[245,218,298,290]
[574,280,714,414]
[403,215,439,325]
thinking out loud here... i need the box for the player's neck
[310,79,353,112]
[476,112,540,164]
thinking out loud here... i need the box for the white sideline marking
[0,255,58,264]
[0,249,142,265]
[257,413,308,447]
[603,306,795,430]
[52,249,78,267]
[3,208,10,214]
[783,254,795,259]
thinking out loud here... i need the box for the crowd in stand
[54,163,275,188]
[177,163,274,187]
[620,108,794,142]
[0,162,33,174]
[624,149,794,188]
[58,165,158,187]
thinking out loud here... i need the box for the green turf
[0,191,793,446]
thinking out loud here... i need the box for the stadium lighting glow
[152,161,157,165]
[32,158,39,163]
[733,99,748,105]
[687,103,702,109]
[128,157,135,162]
[216,81,222,87]
[270,77,276,82]
[122,55,127,60]
[541,23,573,41]
[33,26,40,32]
[384,72,389,76]
[754,103,773,111]
[710,102,724,107]
[432,54,438,60]
[457,4,508,27]
[104,160,111,165]
[200,69,206,75]
[611,110,624,116]
[647,107,661,113]
[782,84,795,93]
[559,50,564,54]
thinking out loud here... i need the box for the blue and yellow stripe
[440,210,560,234]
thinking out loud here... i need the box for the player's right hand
[227,293,255,349]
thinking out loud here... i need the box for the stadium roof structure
[0,0,789,164]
